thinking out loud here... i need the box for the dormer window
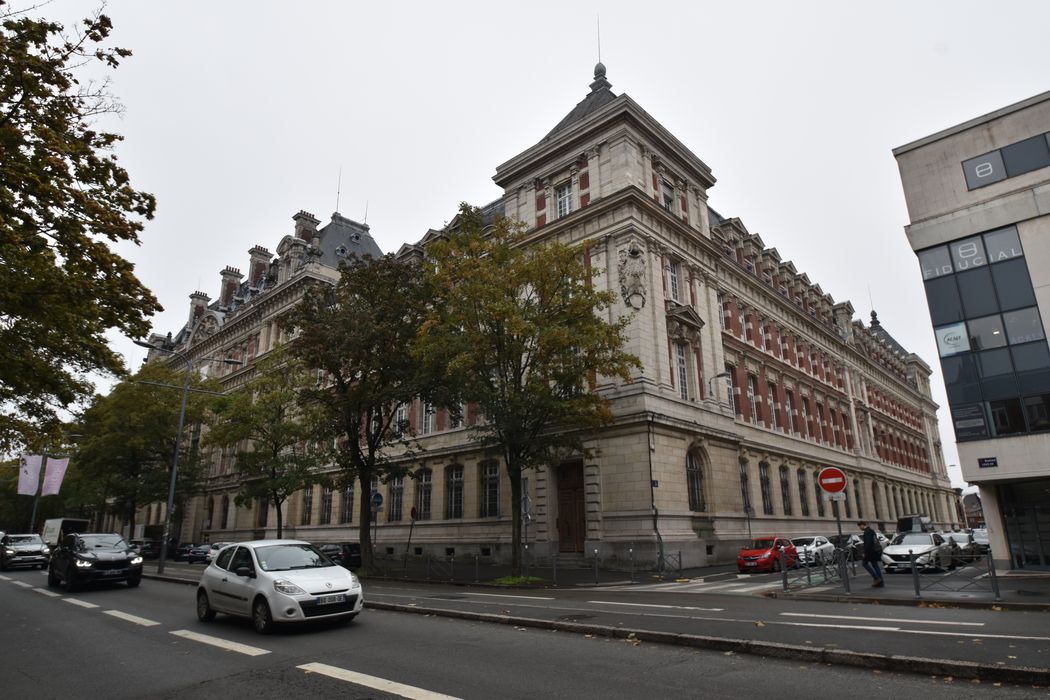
[662,181,675,211]
[555,182,573,218]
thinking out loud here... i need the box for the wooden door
[557,462,585,553]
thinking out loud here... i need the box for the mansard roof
[867,310,910,356]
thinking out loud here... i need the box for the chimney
[219,266,243,308]
[189,291,210,325]
[248,245,272,287]
[293,210,321,243]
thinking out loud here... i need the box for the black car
[174,543,199,561]
[47,533,143,591]
[317,543,362,569]
[1,533,50,571]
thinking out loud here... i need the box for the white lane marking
[690,582,748,592]
[732,583,781,593]
[588,600,723,612]
[299,662,461,699]
[776,620,1050,641]
[462,592,554,601]
[0,575,10,581]
[63,598,99,609]
[103,610,160,627]
[781,612,985,627]
[32,587,61,597]
[170,630,270,656]
[11,581,33,588]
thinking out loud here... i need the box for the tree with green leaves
[289,253,434,569]
[205,351,323,539]
[417,204,640,575]
[0,3,160,453]
[73,362,215,537]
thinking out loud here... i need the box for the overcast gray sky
[44,1,1050,487]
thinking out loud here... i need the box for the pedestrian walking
[858,521,884,587]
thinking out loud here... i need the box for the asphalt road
[1,567,1048,699]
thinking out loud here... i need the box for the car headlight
[273,579,306,595]
[75,559,93,568]
[41,547,50,554]
[348,572,359,586]
[130,556,143,565]
[759,552,771,559]
[3,549,13,556]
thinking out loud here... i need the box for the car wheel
[0,558,7,571]
[196,590,216,622]
[47,566,59,587]
[126,576,141,588]
[252,597,273,634]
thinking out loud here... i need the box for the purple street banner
[41,457,70,496]
[17,454,42,496]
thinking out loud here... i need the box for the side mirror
[234,565,255,578]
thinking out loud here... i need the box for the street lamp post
[708,371,731,401]
[134,340,242,574]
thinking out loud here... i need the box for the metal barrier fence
[780,546,857,594]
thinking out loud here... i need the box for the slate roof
[868,310,911,356]
[544,63,618,141]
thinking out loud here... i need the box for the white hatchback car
[196,539,364,633]
[791,535,834,565]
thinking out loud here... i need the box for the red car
[737,536,798,573]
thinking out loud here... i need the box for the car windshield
[892,533,931,545]
[254,544,334,572]
[792,538,815,546]
[79,534,128,549]
[7,535,42,545]
[747,539,776,549]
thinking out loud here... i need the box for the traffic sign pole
[818,466,851,595]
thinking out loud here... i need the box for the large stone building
[894,90,1050,571]
[145,66,956,567]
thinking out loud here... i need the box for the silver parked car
[881,532,953,572]
[196,539,363,633]
[791,536,834,565]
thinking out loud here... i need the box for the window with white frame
[480,461,499,518]
[668,259,681,301]
[756,318,766,350]
[446,465,464,519]
[421,401,435,434]
[661,180,675,211]
[718,294,726,329]
[555,182,573,218]
[767,382,779,430]
[747,374,760,425]
[394,402,407,436]
[388,477,403,521]
[675,342,690,400]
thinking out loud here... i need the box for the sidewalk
[141,558,1050,611]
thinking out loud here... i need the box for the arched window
[686,452,706,512]
[797,469,810,517]
[206,498,214,529]
[813,473,826,517]
[759,463,774,515]
[416,468,432,520]
[446,465,464,519]
[739,461,752,514]
[779,465,792,516]
[220,496,230,530]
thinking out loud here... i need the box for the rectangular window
[759,464,774,515]
[739,462,752,513]
[480,461,500,518]
[556,182,573,218]
[394,403,407,436]
[676,343,690,400]
[421,401,435,434]
[756,318,766,350]
[797,469,810,517]
[747,375,760,425]
[779,466,792,516]
[662,181,674,211]
[767,383,779,430]
[786,389,798,435]
[718,294,726,330]
[340,485,354,524]
[814,476,825,517]
[446,466,464,519]
[687,453,706,512]
[668,260,681,301]
[301,485,313,526]
[320,487,333,525]
[388,477,404,522]
[417,470,432,520]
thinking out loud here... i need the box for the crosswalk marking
[299,662,461,699]
[588,600,724,612]
[599,578,780,595]
[170,630,270,656]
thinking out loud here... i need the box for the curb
[367,601,1050,685]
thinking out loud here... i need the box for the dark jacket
[862,526,880,562]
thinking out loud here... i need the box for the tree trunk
[359,472,373,569]
[508,462,522,577]
[274,494,284,538]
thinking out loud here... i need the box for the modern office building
[894,90,1050,570]
[142,66,956,567]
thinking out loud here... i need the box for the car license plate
[745,562,756,567]
[316,593,346,605]
[103,569,126,576]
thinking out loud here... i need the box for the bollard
[909,549,921,598]
[805,548,812,587]
[450,553,455,582]
[779,547,789,591]
[523,544,529,579]
[474,553,479,583]
[402,552,408,578]
[987,551,1002,601]
[553,552,557,586]
[629,546,635,584]
[841,549,851,594]
[593,548,599,586]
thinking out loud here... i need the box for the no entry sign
[817,466,847,494]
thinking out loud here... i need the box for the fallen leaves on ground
[755,620,766,627]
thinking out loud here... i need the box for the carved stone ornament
[617,239,647,310]
[191,314,219,344]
